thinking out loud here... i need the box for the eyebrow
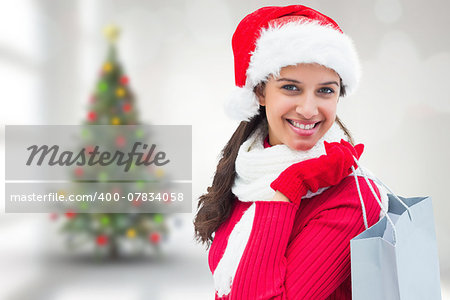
[276,78,340,86]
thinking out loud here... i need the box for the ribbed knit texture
[209,176,382,299]
[209,136,382,299]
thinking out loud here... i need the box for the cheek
[265,101,286,121]
[321,101,338,120]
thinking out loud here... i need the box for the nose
[295,92,318,119]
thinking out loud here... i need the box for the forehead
[278,63,340,79]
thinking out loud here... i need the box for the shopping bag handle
[351,156,413,244]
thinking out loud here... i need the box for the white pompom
[223,86,260,122]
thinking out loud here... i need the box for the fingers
[337,140,360,175]
[324,141,342,156]
[339,139,357,157]
[323,139,365,174]
[354,144,364,159]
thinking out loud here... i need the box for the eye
[318,87,335,94]
[282,84,299,91]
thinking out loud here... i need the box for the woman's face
[257,63,340,151]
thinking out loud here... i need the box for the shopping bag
[349,161,442,300]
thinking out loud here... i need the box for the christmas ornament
[74,167,83,177]
[136,180,145,189]
[101,215,110,226]
[116,87,126,98]
[135,128,144,138]
[81,128,91,139]
[153,214,164,224]
[65,210,76,219]
[111,117,121,125]
[111,186,121,194]
[131,199,142,207]
[98,171,108,182]
[86,145,95,154]
[49,213,58,221]
[103,62,113,72]
[120,75,129,85]
[149,232,161,244]
[122,102,132,112]
[98,81,108,92]
[116,135,126,147]
[155,168,165,178]
[79,202,89,210]
[126,228,136,238]
[96,234,108,246]
[103,24,120,43]
[87,111,97,122]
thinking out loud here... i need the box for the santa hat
[224,5,361,122]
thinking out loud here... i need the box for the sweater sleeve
[228,178,381,300]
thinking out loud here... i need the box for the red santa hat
[224,5,361,121]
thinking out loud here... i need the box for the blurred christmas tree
[53,25,170,260]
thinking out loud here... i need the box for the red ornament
[86,145,95,154]
[111,187,121,194]
[162,190,172,204]
[123,102,132,112]
[131,199,142,207]
[116,135,126,147]
[96,234,108,246]
[87,111,97,122]
[65,210,76,219]
[149,232,161,244]
[49,213,58,220]
[120,75,129,85]
[89,95,96,103]
[74,167,83,177]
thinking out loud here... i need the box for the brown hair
[193,81,353,249]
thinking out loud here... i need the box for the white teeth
[290,120,316,130]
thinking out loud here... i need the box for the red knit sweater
[208,138,382,299]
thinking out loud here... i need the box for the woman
[194,5,388,299]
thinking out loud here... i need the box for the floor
[0,213,214,300]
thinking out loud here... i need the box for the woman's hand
[270,139,364,205]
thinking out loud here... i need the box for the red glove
[270,139,364,205]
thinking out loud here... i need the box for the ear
[257,93,265,106]
[254,84,266,106]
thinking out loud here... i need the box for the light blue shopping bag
[349,161,442,300]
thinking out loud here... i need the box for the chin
[288,141,314,151]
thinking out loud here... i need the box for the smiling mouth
[287,119,321,130]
